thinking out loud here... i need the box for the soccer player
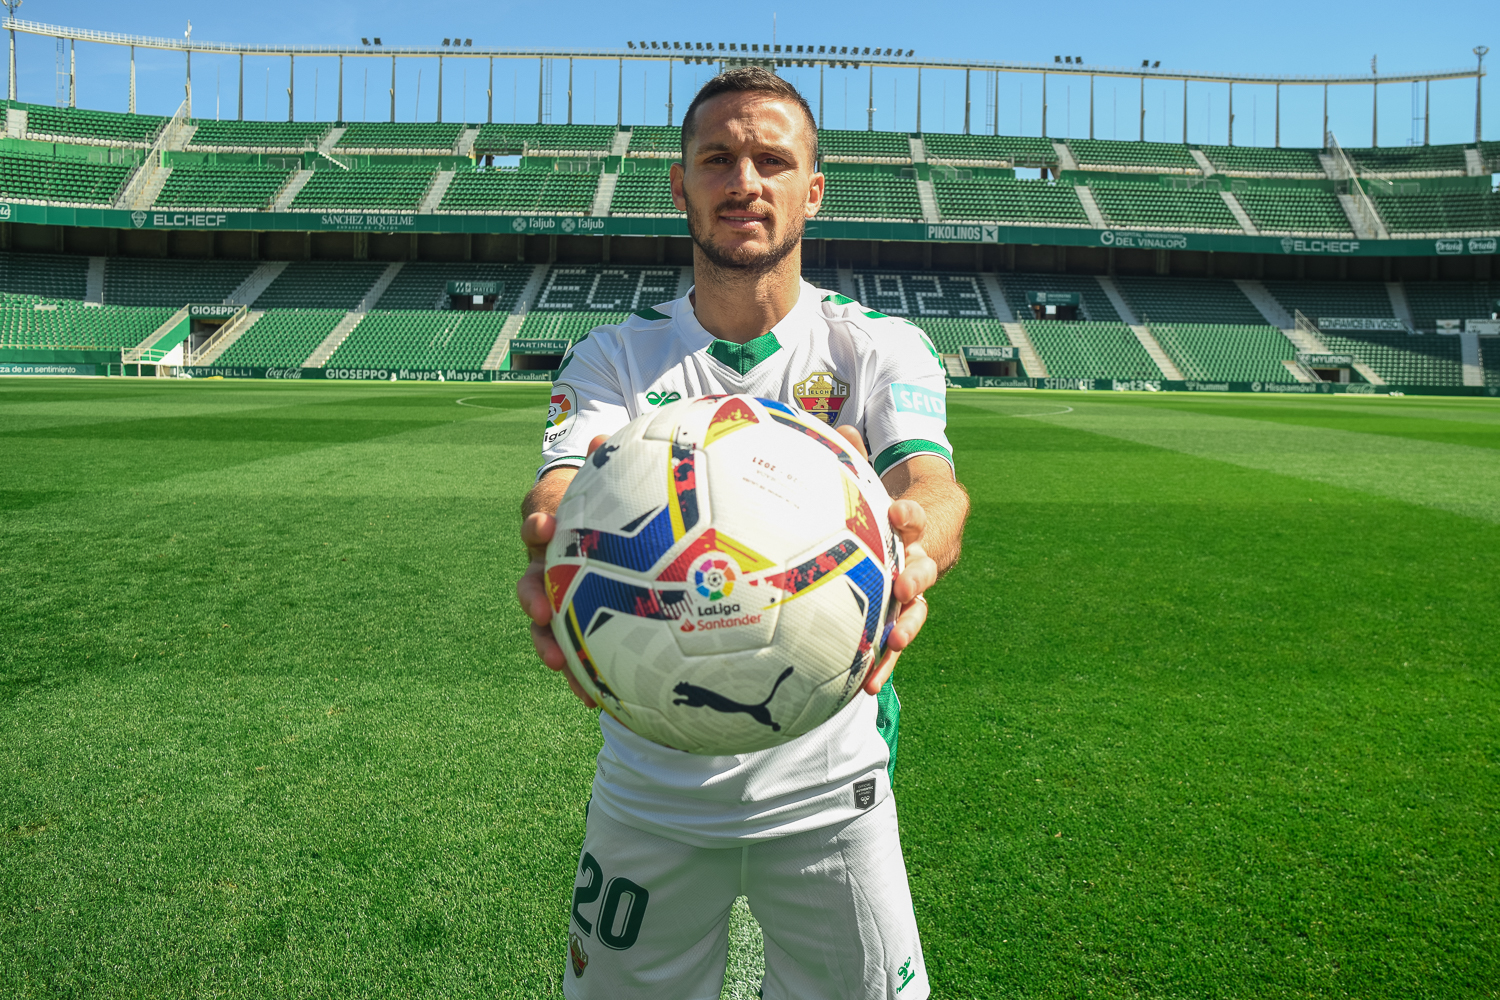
[516,67,969,1000]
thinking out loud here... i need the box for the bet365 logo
[645,390,681,406]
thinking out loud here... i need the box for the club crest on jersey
[793,371,850,425]
[569,931,589,977]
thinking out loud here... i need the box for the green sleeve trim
[875,679,900,784]
[633,306,670,321]
[872,439,953,476]
[822,292,855,305]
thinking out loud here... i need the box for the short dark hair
[679,67,820,165]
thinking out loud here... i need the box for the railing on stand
[113,98,190,210]
[1324,131,1389,238]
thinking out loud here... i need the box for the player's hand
[834,426,937,695]
[515,435,609,708]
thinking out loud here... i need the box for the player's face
[672,93,824,273]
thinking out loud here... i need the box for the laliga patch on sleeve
[889,382,947,420]
[544,383,578,446]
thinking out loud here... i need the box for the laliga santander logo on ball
[694,556,736,601]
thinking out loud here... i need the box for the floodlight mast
[1,0,18,101]
[1477,46,1489,142]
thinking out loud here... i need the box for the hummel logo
[646,390,681,406]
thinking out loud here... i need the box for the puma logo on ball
[671,666,794,731]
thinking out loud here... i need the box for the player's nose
[725,155,763,198]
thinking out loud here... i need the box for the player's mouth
[719,210,769,231]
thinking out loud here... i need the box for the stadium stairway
[190,309,262,366]
[1095,275,1185,379]
[457,128,480,157]
[1459,332,1484,386]
[610,130,632,157]
[1235,279,1296,329]
[420,171,456,213]
[907,136,928,163]
[1385,282,1417,330]
[85,257,105,304]
[590,172,620,216]
[273,170,314,210]
[915,179,941,222]
[1189,149,1216,175]
[1053,142,1080,171]
[123,306,191,364]
[225,261,290,306]
[1220,191,1260,235]
[483,263,552,370]
[302,263,404,366]
[1001,322,1048,377]
[320,126,347,151]
[1074,187,1108,227]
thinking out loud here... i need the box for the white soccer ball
[544,394,904,755]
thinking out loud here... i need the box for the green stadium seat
[0,251,90,300]
[531,265,681,316]
[1369,191,1500,235]
[188,121,332,150]
[1485,341,1500,388]
[609,170,679,215]
[290,165,437,210]
[817,130,910,161]
[153,164,293,209]
[626,126,681,156]
[213,310,345,367]
[800,268,842,292]
[1112,277,1267,325]
[254,262,393,310]
[818,172,922,219]
[1402,281,1500,332]
[103,258,262,307]
[375,263,533,311]
[1067,139,1199,173]
[921,134,1057,167]
[1347,144,1469,176]
[0,293,174,349]
[1235,188,1351,235]
[518,310,629,343]
[1198,146,1325,177]
[1088,180,1240,231]
[1314,329,1465,385]
[997,273,1120,322]
[439,166,598,213]
[1024,320,1160,379]
[850,271,996,321]
[24,105,166,146]
[324,309,513,369]
[1149,324,1299,382]
[475,123,617,154]
[1260,281,1395,323]
[0,151,133,206]
[931,177,1088,224]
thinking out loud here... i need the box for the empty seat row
[336,123,463,150]
[291,166,436,210]
[1024,320,1161,379]
[324,309,512,369]
[0,294,173,348]
[1149,324,1299,382]
[214,310,345,366]
[441,168,598,212]
[932,177,1088,224]
[188,121,332,149]
[476,123,617,153]
[154,165,293,209]
[1235,188,1351,234]
[1089,181,1240,231]
[0,152,132,205]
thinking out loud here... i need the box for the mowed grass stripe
[3,382,1497,998]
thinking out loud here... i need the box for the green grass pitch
[2,379,1496,998]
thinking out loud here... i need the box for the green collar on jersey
[705,331,782,375]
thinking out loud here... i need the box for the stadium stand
[626,126,682,155]
[187,121,331,150]
[1347,143,1469,175]
[152,164,293,209]
[0,251,89,300]
[1260,281,1396,321]
[439,167,598,213]
[1198,145,1325,177]
[102,258,261,307]
[253,262,392,310]
[290,165,437,210]
[850,271,996,320]
[801,268,842,293]
[1402,281,1500,331]
[1024,320,1161,379]
[518,310,628,342]
[818,173,922,219]
[931,176,1089,224]
[922,134,1057,166]
[1149,324,1300,383]
[915,317,1011,353]
[1235,187,1352,234]
[1486,343,1500,388]
[212,310,344,367]
[1067,139,1200,173]
[475,123,616,153]
[374,263,533,311]
[817,130,910,161]
[323,310,513,369]
[0,152,133,206]
[1088,180,1241,231]
[336,122,464,150]
[1369,191,1500,235]
[0,295,174,348]
[997,273,1120,322]
[1112,276,1268,325]
[1314,329,1465,385]
[23,105,165,145]
[608,170,679,215]
[533,265,681,313]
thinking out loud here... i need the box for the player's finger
[833,425,869,461]
[562,670,598,709]
[892,544,938,605]
[864,596,929,695]
[521,510,557,557]
[585,434,610,458]
[516,563,553,625]
[888,498,927,546]
[531,621,568,671]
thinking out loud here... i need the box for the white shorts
[563,796,929,1000]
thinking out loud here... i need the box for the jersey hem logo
[793,371,850,425]
[545,384,577,446]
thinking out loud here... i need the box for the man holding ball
[516,67,969,999]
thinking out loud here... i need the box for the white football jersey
[540,279,952,848]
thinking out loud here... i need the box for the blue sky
[6,0,1493,148]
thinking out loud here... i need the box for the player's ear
[805,169,824,218]
[669,161,687,213]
